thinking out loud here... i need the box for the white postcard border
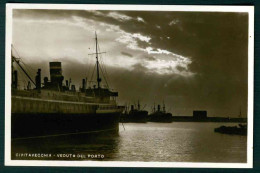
[5,3,254,168]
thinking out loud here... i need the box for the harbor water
[12,122,247,163]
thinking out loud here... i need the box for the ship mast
[95,32,101,89]
[11,44,36,87]
[88,32,106,89]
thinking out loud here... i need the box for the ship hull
[11,112,120,140]
[148,112,173,123]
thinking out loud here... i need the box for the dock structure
[193,110,207,120]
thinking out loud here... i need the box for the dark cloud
[12,9,249,117]
[121,51,133,57]
[176,65,186,72]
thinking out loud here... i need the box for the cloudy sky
[12,9,248,117]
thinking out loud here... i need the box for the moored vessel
[120,101,148,123]
[11,33,124,140]
[149,102,172,123]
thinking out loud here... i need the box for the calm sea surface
[12,122,247,163]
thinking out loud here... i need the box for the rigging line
[100,59,110,87]
[95,35,106,88]
[99,56,111,87]
[15,51,37,73]
[11,44,22,60]
[99,58,110,88]
[11,46,36,87]
[99,63,109,88]
[86,40,96,79]
[16,67,27,89]
[11,46,35,76]
[20,59,37,75]
[98,56,108,88]
[90,62,97,85]
[87,37,98,82]
[98,55,104,76]
[19,61,35,80]
[14,59,36,86]
[97,43,110,88]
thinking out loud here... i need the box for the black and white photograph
[5,4,254,168]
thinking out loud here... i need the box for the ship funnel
[158,104,161,111]
[13,70,18,89]
[49,62,64,90]
[35,69,41,90]
[131,105,134,111]
[82,79,86,90]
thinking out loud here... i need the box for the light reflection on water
[114,122,247,162]
[12,122,247,162]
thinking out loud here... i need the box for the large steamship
[11,33,124,139]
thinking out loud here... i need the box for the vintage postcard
[5,4,254,168]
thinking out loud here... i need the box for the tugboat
[11,32,124,140]
[214,108,247,136]
[149,102,172,123]
[214,124,247,136]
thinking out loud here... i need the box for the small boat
[214,124,247,135]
